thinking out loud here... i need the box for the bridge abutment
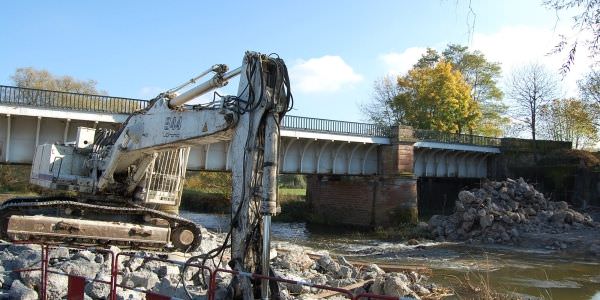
[306,126,419,227]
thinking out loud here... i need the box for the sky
[0,1,593,123]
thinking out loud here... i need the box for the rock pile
[0,229,225,300]
[428,178,597,244]
[272,248,445,299]
[0,243,443,300]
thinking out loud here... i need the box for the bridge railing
[1,85,510,147]
[281,115,392,137]
[0,85,148,114]
[414,129,501,147]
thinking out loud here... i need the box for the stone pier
[307,127,418,227]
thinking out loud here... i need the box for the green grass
[279,188,306,196]
[0,165,37,194]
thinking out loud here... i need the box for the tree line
[362,44,600,150]
[8,67,145,113]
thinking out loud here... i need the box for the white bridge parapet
[0,85,502,178]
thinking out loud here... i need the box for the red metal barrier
[208,268,355,300]
[0,242,48,300]
[114,252,213,300]
[352,293,402,300]
[1,241,403,300]
[46,245,117,300]
[67,275,86,300]
[145,291,172,300]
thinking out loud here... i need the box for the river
[180,211,600,300]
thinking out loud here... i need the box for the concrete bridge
[0,85,498,176]
[0,85,570,227]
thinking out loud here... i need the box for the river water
[180,211,600,300]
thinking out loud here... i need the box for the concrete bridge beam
[4,115,10,163]
[446,151,460,177]
[435,151,449,177]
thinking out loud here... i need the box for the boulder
[46,273,69,299]
[316,254,341,276]
[383,274,419,299]
[85,274,112,299]
[360,264,385,280]
[122,269,160,290]
[479,215,494,229]
[9,280,38,300]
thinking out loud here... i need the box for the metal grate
[143,147,190,205]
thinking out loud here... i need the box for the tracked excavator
[0,51,292,299]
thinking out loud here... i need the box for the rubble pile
[272,249,445,299]
[428,178,597,244]
[0,234,445,299]
[0,230,225,300]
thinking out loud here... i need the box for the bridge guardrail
[414,129,501,147]
[0,85,148,114]
[1,85,533,149]
[281,115,392,138]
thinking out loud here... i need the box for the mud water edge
[181,210,600,299]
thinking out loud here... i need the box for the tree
[579,70,600,104]
[442,44,508,136]
[539,98,599,149]
[393,60,481,133]
[8,68,143,112]
[11,67,105,94]
[412,45,507,136]
[544,0,600,73]
[414,48,441,69]
[361,76,402,127]
[578,70,600,127]
[508,63,559,141]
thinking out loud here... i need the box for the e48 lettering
[164,116,182,131]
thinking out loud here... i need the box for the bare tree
[360,76,402,126]
[11,67,105,94]
[508,63,559,141]
[544,0,600,74]
[579,70,600,103]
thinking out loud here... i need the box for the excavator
[0,51,292,299]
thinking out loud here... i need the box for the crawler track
[0,196,202,251]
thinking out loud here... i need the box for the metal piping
[168,66,242,108]
[261,215,271,300]
[167,64,228,94]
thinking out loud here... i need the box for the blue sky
[0,1,588,122]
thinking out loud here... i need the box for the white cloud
[290,55,363,93]
[471,25,593,97]
[379,47,428,75]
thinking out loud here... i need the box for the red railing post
[41,244,49,300]
[67,275,86,300]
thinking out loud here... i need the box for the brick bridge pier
[307,127,419,227]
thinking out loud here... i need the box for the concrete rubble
[0,231,445,299]
[271,247,446,299]
[0,229,224,300]
[427,178,599,245]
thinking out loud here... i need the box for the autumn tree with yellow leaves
[391,60,481,134]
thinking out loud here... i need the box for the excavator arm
[1,51,292,299]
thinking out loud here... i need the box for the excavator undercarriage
[1,196,201,251]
